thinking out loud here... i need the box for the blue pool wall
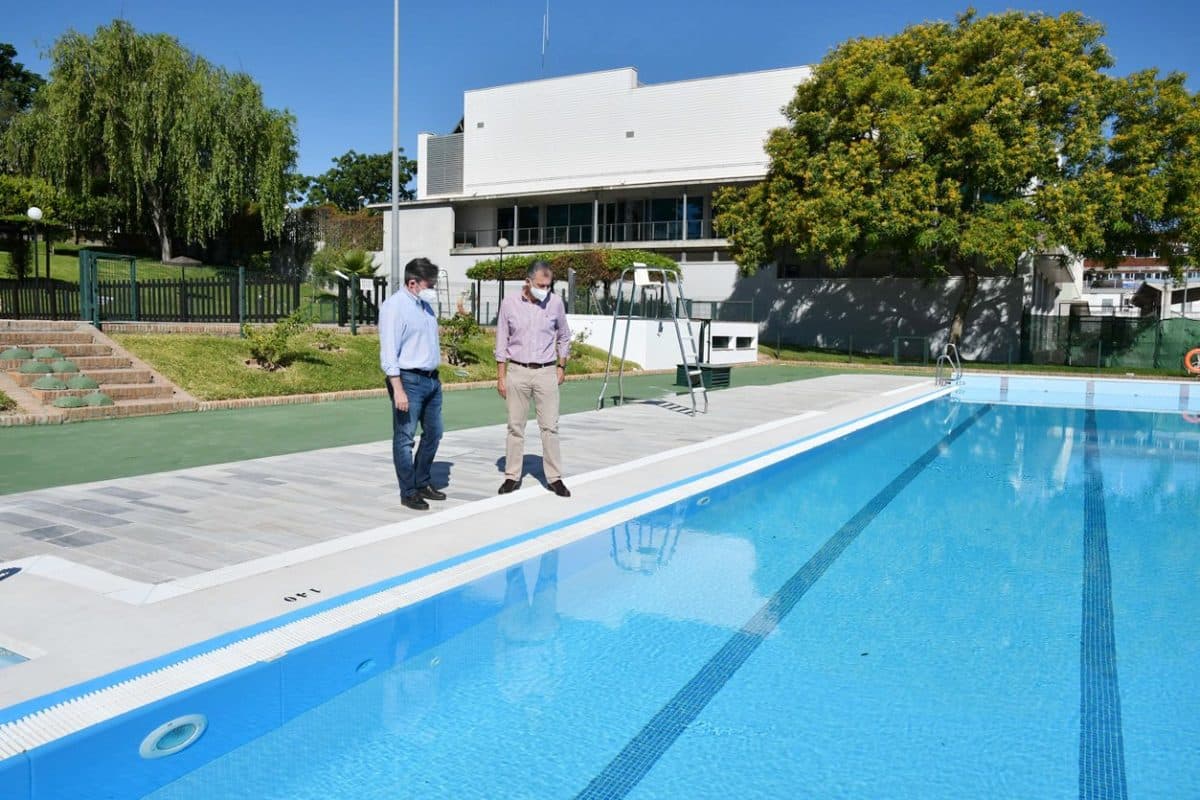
[957,375,1199,413]
[0,569,562,800]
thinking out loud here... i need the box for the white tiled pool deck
[0,375,938,712]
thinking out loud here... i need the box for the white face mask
[529,285,550,302]
[418,288,438,305]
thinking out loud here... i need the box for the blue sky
[6,1,1199,178]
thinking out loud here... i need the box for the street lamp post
[26,207,43,281]
[497,236,509,306]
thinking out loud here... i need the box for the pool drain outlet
[139,714,207,759]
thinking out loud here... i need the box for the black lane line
[1079,410,1128,800]
[575,404,993,800]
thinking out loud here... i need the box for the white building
[382,65,1041,361]
[383,65,810,320]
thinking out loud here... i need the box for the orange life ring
[1186,347,1200,374]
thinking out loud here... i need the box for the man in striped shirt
[494,261,572,497]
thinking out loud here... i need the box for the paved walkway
[1,373,913,586]
[0,364,841,494]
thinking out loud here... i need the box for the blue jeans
[387,373,443,498]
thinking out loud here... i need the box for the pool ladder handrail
[935,343,963,386]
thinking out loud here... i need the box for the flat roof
[464,64,810,96]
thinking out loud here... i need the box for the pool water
[0,648,26,670]
[131,399,1197,798]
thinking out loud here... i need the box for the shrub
[309,247,377,282]
[569,328,592,361]
[441,312,481,366]
[4,237,31,280]
[465,248,678,283]
[243,307,313,370]
[312,329,340,351]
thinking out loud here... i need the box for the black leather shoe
[498,479,521,495]
[401,495,430,511]
[547,480,571,497]
[418,485,447,501]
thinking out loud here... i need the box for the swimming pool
[2,386,1198,798]
[0,648,26,669]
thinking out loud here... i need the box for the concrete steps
[0,331,97,346]
[29,382,175,402]
[1,357,131,371]
[10,343,115,358]
[0,321,197,422]
[9,371,87,388]
[72,368,155,385]
[51,356,133,370]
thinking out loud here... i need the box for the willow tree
[5,21,296,261]
[716,10,1199,345]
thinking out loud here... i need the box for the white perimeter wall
[460,67,810,197]
[567,314,698,371]
[731,268,1027,361]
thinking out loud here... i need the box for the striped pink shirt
[494,292,572,364]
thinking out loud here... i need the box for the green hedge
[465,249,679,283]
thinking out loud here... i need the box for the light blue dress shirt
[379,289,441,375]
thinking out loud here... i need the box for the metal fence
[79,251,307,326]
[0,279,80,320]
[1022,313,1200,371]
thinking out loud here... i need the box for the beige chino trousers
[504,363,563,483]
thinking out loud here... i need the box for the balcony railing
[453,220,723,249]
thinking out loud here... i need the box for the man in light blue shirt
[379,257,445,511]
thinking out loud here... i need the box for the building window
[517,206,540,245]
[498,206,541,246]
[649,198,681,240]
[686,197,704,239]
[497,207,513,244]
[546,202,592,244]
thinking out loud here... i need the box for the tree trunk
[146,188,173,262]
[949,265,979,347]
[157,225,173,263]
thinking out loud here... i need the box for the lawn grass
[112,331,637,401]
[0,250,226,282]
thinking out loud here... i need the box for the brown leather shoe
[547,479,571,497]
[498,479,521,495]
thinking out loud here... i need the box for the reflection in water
[495,551,563,706]
[381,612,441,742]
[944,402,1200,505]
[610,517,682,575]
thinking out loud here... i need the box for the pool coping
[0,379,951,758]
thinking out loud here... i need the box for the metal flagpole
[390,0,401,290]
[542,1,549,73]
